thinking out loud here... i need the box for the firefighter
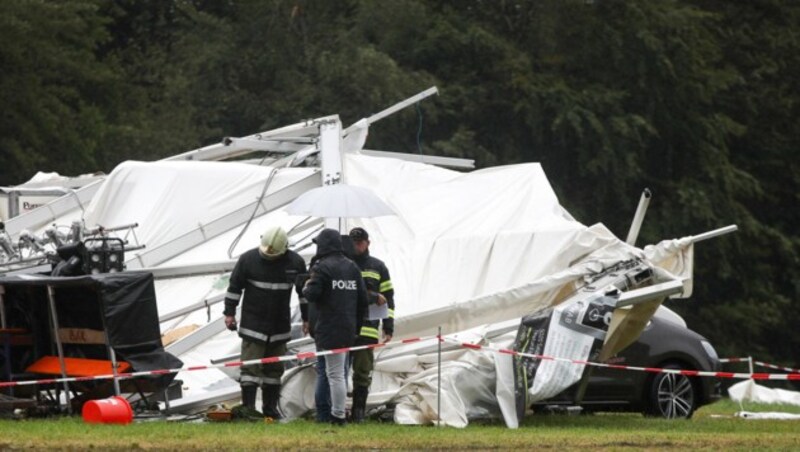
[223,226,306,419]
[302,228,368,425]
[348,227,395,423]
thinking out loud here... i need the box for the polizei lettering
[332,279,357,290]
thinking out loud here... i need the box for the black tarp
[0,272,181,387]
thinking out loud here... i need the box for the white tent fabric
[113,151,694,426]
[155,274,228,331]
[34,152,699,426]
[161,209,314,267]
[83,160,316,253]
[342,153,606,331]
[729,379,800,407]
[347,246,689,428]
[23,171,68,184]
[262,152,697,427]
[343,153,698,339]
[644,237,695,298]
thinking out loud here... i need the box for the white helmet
[259,226,288,258]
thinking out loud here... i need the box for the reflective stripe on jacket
[224,248,306,344]
[353,250,395,344]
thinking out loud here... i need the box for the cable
[68,188,86,221]
[416,102,424,158]
[227,164,279,259]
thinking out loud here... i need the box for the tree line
[1,0,797,370]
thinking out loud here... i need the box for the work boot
[330,415,347,426]
[261,384,283,420]
[351,386,369,423]
[233,385,262,421]
[241,385,258,410]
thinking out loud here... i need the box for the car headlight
[701,340,719,361]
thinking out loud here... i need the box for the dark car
[536,312,721,419]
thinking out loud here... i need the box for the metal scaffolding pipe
[625,188,652,246]
[690,225,738,243]
[47,285,72,414]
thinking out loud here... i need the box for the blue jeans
[315,357,331,422]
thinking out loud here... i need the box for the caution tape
[4,335,800,389]
[441,338,800,381]
[719,357,800,374]
[0,336,432,388]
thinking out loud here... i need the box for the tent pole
[625,188,651,246]
[690,225,738,243]
[163,388,171,413]
[0,285,6,329]
[98,290,122,397]
[437,326,441,427]
[108,347,121,396]
[346,86,439,133]
[47,285,72,414]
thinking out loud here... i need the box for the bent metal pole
[625,188,651,246]
[690,225,738,243]
[0,285,6,329]
[47,284,72,414]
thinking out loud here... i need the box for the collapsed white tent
[279,152,698,427]
[49,147,695,427]
[2,90,727,427]
[83,160,319,259]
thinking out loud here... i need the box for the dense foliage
[1,0,797,367]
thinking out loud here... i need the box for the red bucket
[82,396,133,424]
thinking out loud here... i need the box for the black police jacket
[302,229,368,350]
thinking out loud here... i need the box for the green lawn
[1,399,799,450]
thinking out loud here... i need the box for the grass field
[1,399,799,450]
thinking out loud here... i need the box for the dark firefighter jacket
[223,248,306,344]
[302,229,368,350]
[353,250,394,344]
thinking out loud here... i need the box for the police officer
[224,226,306,419]
[348,227,394,422]
[302,228,368,425]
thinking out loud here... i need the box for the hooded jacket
[223,248,306,344]
[302,228,368,350]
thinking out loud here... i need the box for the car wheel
[644,364,697,419]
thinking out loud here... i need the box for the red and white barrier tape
[719,357,800,374]
[441,338,800,381]
[0,335,432,389]
[4,335,799,389]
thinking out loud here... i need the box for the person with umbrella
[348,226,395,422]
[302,228,369,425]
[223,226,307,419]
[288,183,395,423]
